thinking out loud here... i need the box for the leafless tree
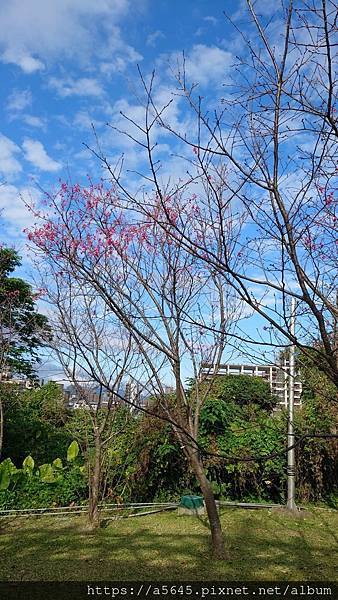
[41,268,136,528]
[95,0,337,388]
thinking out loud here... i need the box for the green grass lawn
[0,508,337,581]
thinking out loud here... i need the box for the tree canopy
[0,248,50,379]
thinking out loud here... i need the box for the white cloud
[184,45,232,87]
[73,111,103,131]
[49,76,104,98]
[18,55,44,73]
[196,16,218,36]
[161,44,232,88]
[110,99,147,142]
[0,0,133,73]
[2,48,44,73]
[98,26,142,75]
[231,0,281,22]
[6,89,32,113]
[194,27,205,37]
[146,30,165,47]
[0,184,38,230]
[22,138,61,172]
[0,133,22,177]
[22,115,47,129]
[204,16,218,25]
[6,90,47,130]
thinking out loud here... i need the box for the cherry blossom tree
[28,181,241,557]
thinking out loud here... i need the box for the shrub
[1,382,71,466]
[0,442,87,509]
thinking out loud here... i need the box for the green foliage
[22,455,34,475]
[121,376,338,502]
[298,350,337,407]
[100,407,141,501]
[64,405,139,502]
[199,397,285,501]
[0,458,15,490]
[0,363,336,509]
[0,443,87,509]
[0,247,50,378]
[67,440,79,462]
[0,466,87,510]
[39,463,59,483]
[293,350,338,502]
[1,382,71,465]
[90,378,337,504]
[293,399,338,502]
[206,375,278,411]
[65,408,93,444]
[53,458,63,470]
[200,397,240,435]
[111,402,193,502]
[199,394,337,503]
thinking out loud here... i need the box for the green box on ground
[178,496,205,515]
[179,496,204,509]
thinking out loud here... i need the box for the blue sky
[0,0,288,381]
[0,0,245,248]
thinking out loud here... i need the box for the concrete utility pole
[287,297,297,511]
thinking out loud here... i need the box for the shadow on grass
[228,509,335,581]
[320,512,338,546]
[0,511,336,582]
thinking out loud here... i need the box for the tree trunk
[88,432,101,529]
[187,447,226,559]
